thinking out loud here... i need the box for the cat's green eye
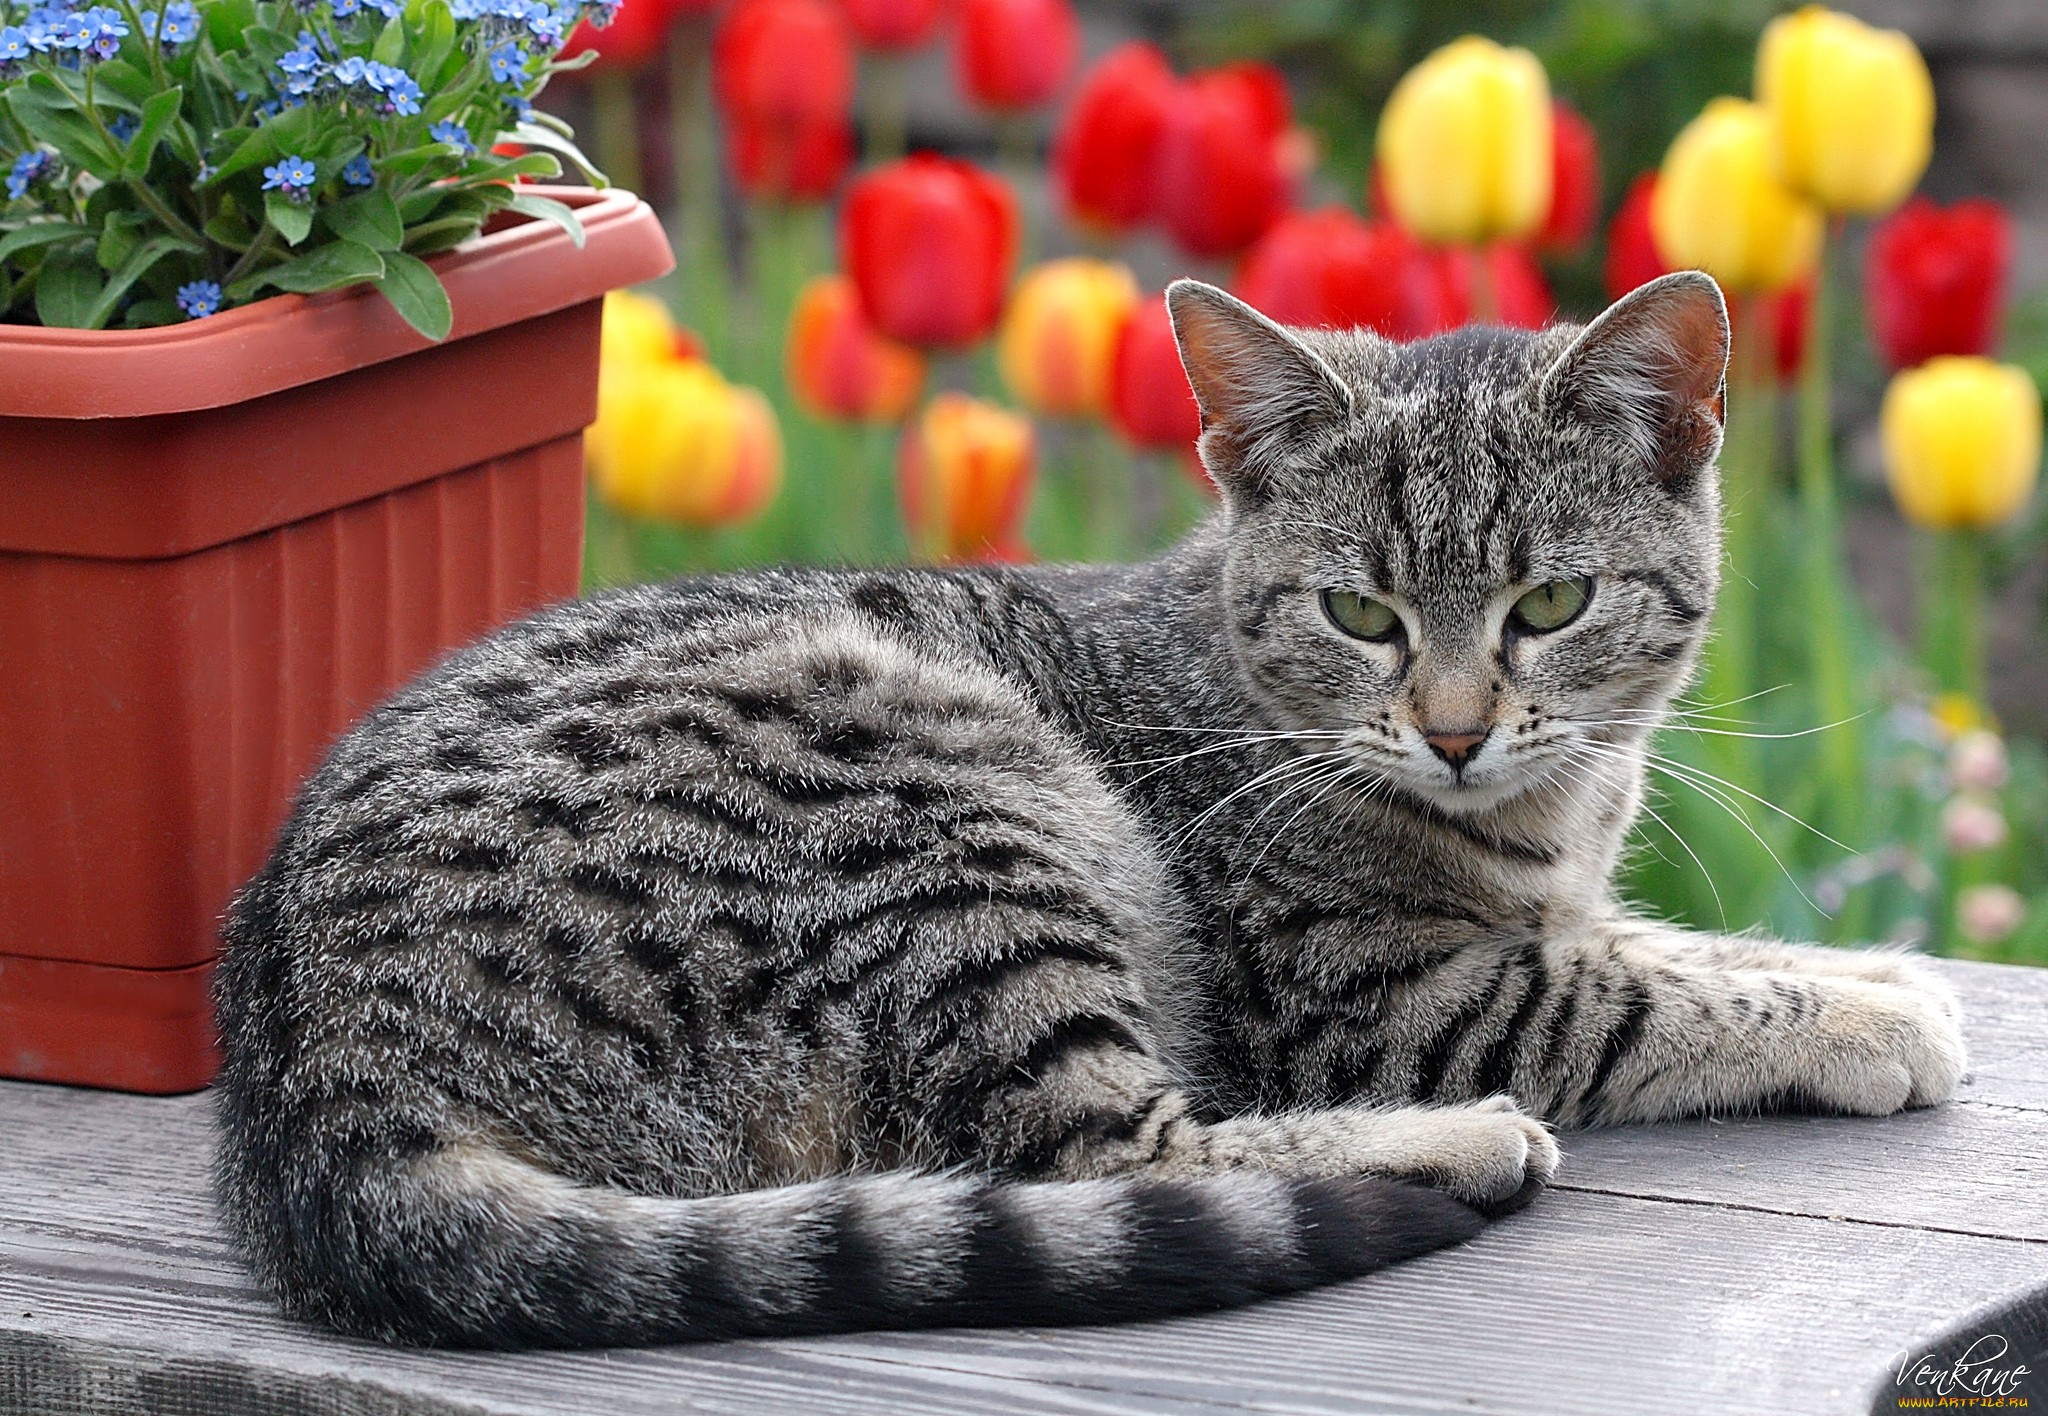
[1509,577,1594,634]
[1322,590,1404,643]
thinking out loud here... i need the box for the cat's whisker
[1108,730,1357,784]
[1548,741,1729,930]
[1166,749,1354,850]
[1563,736,1829,917]
[1640,749,1853,855]
[1240,761,1382,880]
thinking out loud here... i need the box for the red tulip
[1867,197,2013,370]
[1109,295,1201,462]
[726,111,854,203]
[840,0,948,51]
[1154,62,1298,259]
[1053,42,1175,237]
[563,0,699,70]
[714,0,855,129]
[1608,171,1808,383]
[955,0,1078,112]
[899,393,1036,562]
[1236,208,1452,339]
[842,155,1020,348]
[787,274,927,421]
[1438,244,1554,330]
[1538,100,1599,255]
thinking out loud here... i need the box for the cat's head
[1168,271,1729,814]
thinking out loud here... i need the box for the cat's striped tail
[266,1146,1486,1348]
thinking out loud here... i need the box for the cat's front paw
[1370,1097,1561,1215]
[1807,979,1967,1114]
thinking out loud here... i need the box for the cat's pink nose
[1425,729,1489,769]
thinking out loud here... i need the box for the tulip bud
[1950,730,2011,794]
[1652,97,1821,295]
[998,258,1141,419]
[786,273,926,423]
[1757,5,1933,216]
[1153,62,1298,259]
[955,0,1078,113]
[1053,42,1175,237]
[1538,100,1599,255]
[1866,197,2013,372]
[898,393,1035,562]
[1108,296,1202,465]
[841,155,1020,348]
[1880,358,2043,530]
[1941,795,2009,855]
[589,357,783,528]
[714,0,856,130]
[1957,884,2026,946]
[841,0,948,52]
[1377,36,1553,247]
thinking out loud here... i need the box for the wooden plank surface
[4,958,2045,1416]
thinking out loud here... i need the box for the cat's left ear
[1539,270,1730,493]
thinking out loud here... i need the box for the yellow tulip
[898,393,1036,563]
[998,258,1141,419]
[588,355,782,528]
[601,289,688,367]
[1881,357,2042,530]
[1651,97,1822,295]
[1376,36,1552,246]
[1757,5,1933,216]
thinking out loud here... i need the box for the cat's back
[212,561,1160,1216]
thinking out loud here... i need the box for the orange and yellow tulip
[786,274,927,423]
[1376,36,1552,247]
[1881,357,2042,530]
[898,392,1035,562]
[1652,97,1821,294]
[1757,5,1932,216]
[997,258,1140,419]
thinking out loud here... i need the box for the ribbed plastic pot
[0,186,673,1094]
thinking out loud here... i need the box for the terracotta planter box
[0,187,672,1094]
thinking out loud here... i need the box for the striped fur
[215,274,1961,1350]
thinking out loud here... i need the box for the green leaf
[469,151,561,182]
[399,215,481,255]
[373,250,452,341]
[371,15,406,66]
[122,86,184,178]
[0,222,95,267]
[34,247,104,328]
[264,191,313,246]
[323,189,404,252]
[508,121,606,187]
[96,209,147,270]
[90,61,156,107]
[412,0,458,89]
[230,238,385,300]
[6,77,122,180]
[205,0,256,52]
[207,125,278,184]
[396,185,448,224]
[505,193,584,249]
[83,234,193,330]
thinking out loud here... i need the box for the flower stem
[1703,291,1769,778]
[862,53,907,164]
[668,17,728,360]
[1921,528,1987,702]
[1467,245,1497,324]
[1794,219,1861,847]
[590,68,641,197]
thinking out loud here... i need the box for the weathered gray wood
[4,957,2046,1416]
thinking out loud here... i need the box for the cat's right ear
[1539,270,1731,494]
[1166,279,1354,505]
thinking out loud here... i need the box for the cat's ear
[1166,279,1354,504]
[1540,270,1730,492]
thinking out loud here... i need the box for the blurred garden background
[536,0,2048,965]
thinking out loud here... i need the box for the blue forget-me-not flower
[261,154,318,197]
[176,280,222,319]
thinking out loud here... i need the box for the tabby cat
[214,271,1965,1350]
